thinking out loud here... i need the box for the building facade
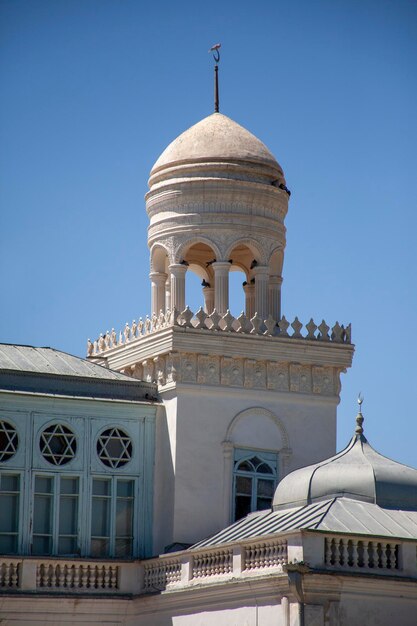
[1,107,416,625]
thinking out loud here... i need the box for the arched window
[233,449,278,521]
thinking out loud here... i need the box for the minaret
[88,72,354,552]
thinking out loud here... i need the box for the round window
[0,420,19,462]
[97,427,132,468]
[40,423,77,466]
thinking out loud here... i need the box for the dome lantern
[145,112,290,320]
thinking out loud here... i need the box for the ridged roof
[0,344,129,380]
[193,498,417,548]
[273,415,417,512]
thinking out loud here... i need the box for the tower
[89,110,354,553]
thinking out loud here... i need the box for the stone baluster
[268,275,283,321]
[202,286,215,314]
[150,271,167,316]
[243,282,255,319]
[252,265,269,322]
[212,262,230,316]
[169,264,187,313]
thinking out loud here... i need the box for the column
[212,261,230,316]
[243,282,255,319]
[252,265,269,321]
[202,286,215,314]
[269,275,283,321]
[165,278,171,311]
[169,264,187,312]
[149,272,167,315]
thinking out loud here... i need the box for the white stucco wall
[154,383,337,548]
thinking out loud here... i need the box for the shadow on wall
[152,401,175,555]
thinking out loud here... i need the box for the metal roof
[193,498,417,549]
[0,344,157,402]
[0,344,131,380]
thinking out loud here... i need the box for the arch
[174,236,221,264]
[268,247,284,276]
[225,407,290,451]
[226,239,267,266]
[150,244,170,273]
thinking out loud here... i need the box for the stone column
[212,262,230,316]
[150,272,167,315]
[169,264,187,312]
[243,282,255,319]
[252,265,269,321]
[202,286,215,314]
[165,278,171,311]
[269,275,283,321]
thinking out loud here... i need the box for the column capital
[269,275,283,286]
[169,263,188,276]
[251,265,270,277]
[149,271,167,283]
[211,261,231,274]
[243,282,254,295]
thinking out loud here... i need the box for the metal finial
[355,393,364,435]
[209,43,221,113]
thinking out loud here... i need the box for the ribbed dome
[273,417,417,512]
[150,112,283,176]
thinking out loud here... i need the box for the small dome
[273,418,417,512]
[150,112,283,176]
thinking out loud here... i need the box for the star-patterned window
[39,424,77,466]
[0,420,19,462]
[97,428,132,469]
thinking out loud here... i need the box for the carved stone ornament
[197,355,220,385]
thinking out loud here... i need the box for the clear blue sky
[1,1,416,464]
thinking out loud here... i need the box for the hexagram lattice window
[97,428,133,469]
[39,424,77,466]
[0,420,19,462]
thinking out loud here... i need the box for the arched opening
[180,241,216,314]
[229,267,246,316]
[150,245,169,315]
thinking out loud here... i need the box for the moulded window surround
[233,448,278,522]
[91,476,135,558]
[0,472,20,554]
[32,474,80,556]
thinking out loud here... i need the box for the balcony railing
[87,307,352,357]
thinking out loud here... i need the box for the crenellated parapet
[87,307,352,357]
[87,307,353,399]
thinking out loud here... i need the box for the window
[0,474,20,554]
[39,424,77,466]
[0,421,19,462]
[96,428,132,469]
[32,475,79,555]
[233,449,277,521]
[91,477,134,558]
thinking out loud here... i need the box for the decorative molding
[225,407,290,451]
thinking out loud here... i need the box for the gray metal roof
[0,344,131,380]
[193,497,417,549]
[273,432,417,512]
[0,344,157,402]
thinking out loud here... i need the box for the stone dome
[151,112,283,176]
[273,411,417,512]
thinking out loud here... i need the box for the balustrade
[324,537,400,571]
[88,306,352,357]
[244,540,287,571]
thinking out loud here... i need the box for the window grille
[0,421,18,462]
